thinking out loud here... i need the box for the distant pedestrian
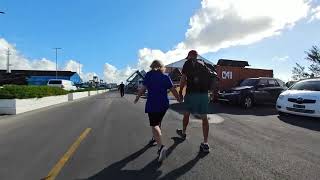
[134,60,181,162]
[119,82,125,97]
[177,50,211,153]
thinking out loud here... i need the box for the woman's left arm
[134,86,147,104]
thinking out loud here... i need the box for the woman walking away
[134,60,181,162]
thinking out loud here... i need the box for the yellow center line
[44,128,92,180]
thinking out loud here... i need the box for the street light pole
[53,48,62,79]
[78,61,81,74]
[6,48,11,73]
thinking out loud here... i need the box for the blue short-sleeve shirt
[143,70,173,113]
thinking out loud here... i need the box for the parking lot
[211,102,320,131]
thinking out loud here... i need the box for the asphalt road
[0,91,320,180]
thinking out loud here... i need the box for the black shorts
[148,111,166,127]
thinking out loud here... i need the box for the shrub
[0,85,69,99]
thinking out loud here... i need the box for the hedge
[0,85,69,99]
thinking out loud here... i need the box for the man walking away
[119,82,125,97]
[177,50,211,153]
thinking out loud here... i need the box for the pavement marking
[44,128,92,180]
[190,114,225,124]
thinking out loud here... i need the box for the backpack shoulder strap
[195,59,206,66]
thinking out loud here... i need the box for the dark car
[218,77,287,108]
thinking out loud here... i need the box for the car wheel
[242,96,253,109]
[278,111,286,116]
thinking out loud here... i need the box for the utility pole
[53,48,62,79]
[6,48,12,73]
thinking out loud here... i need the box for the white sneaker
[158,145,167,162]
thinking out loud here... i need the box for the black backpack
[191,59,218,91]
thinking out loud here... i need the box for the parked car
[80,83,90,89]
[277,79,320,118]
[218,77,286,108]
[47,79,77,91]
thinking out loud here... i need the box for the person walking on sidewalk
[134,60,181,162]
[176,50,211,153]
[119,82,125,97]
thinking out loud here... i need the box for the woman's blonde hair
[150,60,165,72]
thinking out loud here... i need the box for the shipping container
[215,66,273,91]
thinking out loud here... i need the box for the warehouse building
[0,70,82,86]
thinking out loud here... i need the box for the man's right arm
[179,74,187,97]
[180,61,189,98]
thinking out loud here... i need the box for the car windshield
[240,79,259,86]
[276,79,286,87]
[289,80,320,91]
[48,80,62,84]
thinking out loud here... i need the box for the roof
[0,70,76,77]
[166,55,215,68]
[126,70,145,82]
[217,59,249,67]
[300,78,320,82]
[168,68,182,81]
[246,77,275,80]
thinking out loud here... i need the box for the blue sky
[0,0,199,72]
[0,0,320,82]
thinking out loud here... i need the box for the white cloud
[105,0,316,83]
[64,60,81,73]
[137,48,188,70]
[0,38,56,70]
[0,38,98,82]
[103,63,136,83]
[63,60,100,82]
[141,0,312,63]
[310,6,320,21]
[30,58,56,70]
[272,56,290,62]
[183,0,310,52]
